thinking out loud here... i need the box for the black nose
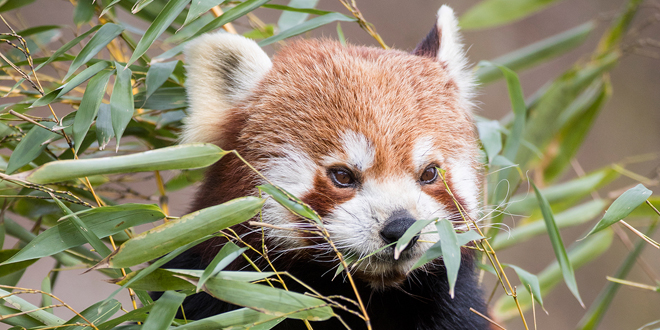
[380,211,418,248]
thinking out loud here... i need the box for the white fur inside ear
[181,32,272,146]
[436,5,474,110]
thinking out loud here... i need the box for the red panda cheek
[421,171,468,215]
[301,171,356,218]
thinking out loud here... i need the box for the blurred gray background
[2,0,660,329]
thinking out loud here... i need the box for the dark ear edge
[413,23,440,58]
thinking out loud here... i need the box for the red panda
[161,5,490,330]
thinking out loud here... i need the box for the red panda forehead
[239,39,476,175]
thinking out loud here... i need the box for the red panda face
[183,6,478,288]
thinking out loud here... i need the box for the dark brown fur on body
[156,7,491,329]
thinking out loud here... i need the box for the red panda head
[183,6,480,289]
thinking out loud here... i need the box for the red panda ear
[181,33,272,146]
[413,5,474,112]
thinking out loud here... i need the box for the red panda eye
[329,168,355,188]
[420,167,438,184]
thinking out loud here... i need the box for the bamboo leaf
[0,249,37,277]
[127,0,190,67]
[110,62,135,150]
[6,122,59,174]
[145,61,178,100]
[197,241,247,292]
[394,219,435,260]
[435,219,461,298]
[51,197,113,258]
[4,204,164,265]
[475,22,594,84]
[506,264,544,308]
[115,268,196,291]
[476,120,502,164]
[96,305,153,330]
[134,86,187,110]
[576,223,658,330]
[184,0,227,27]
[258,184,320,223]
[584,184,653,238]
[173,308,283,330]
[492,199,607,250]
[494,229,613,320]
[142,291,186,330]
[0,287,65,326]
[277,0,319,31]
[132,0,157,13]
[259,12,356,46]
[73,0,95,26]
[0,305,43,328]
[73,69,113,153]
[0,0,37,12]
[456,230,483,247]
[64,23,124,81]
[96,104,114,150]
[193,0,272,38]
[21,143,228,184]
[168,269,275,282]
[64,300,121,330]
[202,277,333,320]
[96,196,264,268]
[32,61,110,108]
[532,182,583,307]
[460,0,565,30]
[40,276,52,313]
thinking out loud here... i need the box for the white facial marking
[447,158,479,220]
[412,136,443,170]
[331,130,375,171]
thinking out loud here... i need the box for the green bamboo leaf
[165,168,205,191]
[1,25,62,40]
[134,87,187,110]
[258,184,320,223]
[262,3,331,15]
[411,240,443,271]
[96,104,114,150]
[596,0,644,53]
[197,241,247,292]
[6,122,59,175]
[64,23,124,81]
[64,299,121,330]
[460,0,565,30]
[99,0,122,17]
[73,0,95,26]
[126,0,190,67]
[0,305,43,328]
[167,269,275,282]
[193,0,272,38]
[394,219,435,260]
[51,197,113,258]
[506,167,619,215]
[0,0,36,12]
[336,22,346,46]
[532,182,583,307]
[435,219,461,298]
[21,143,228,184]
[96,196,264,268]
[110,62,135,150]
[0,287,65,326]
[73,69,113,154]
[183,0,227,27]
[277,0,319,31]
[584,184,653,238]
[475,22,594,84]
[142,291,186,330]
[544,79,610,181]
[494,229,613,320]
[203,277,333,321]
[132,0,157,13]
[32,61,110,108]
[576,222,657,330]
[3,218,83,268]
[40,276,52,313]
[492,199,607,250]
[259,12,356,46]
[456,230,483,247]
[173,308,282,330]
[506,264,544,308]
[4,204,164,265]
[115,268,196,291]
[0,249,37,277]
[96,305,153,330]
[476,120,502,163]
[145,61,178,100]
